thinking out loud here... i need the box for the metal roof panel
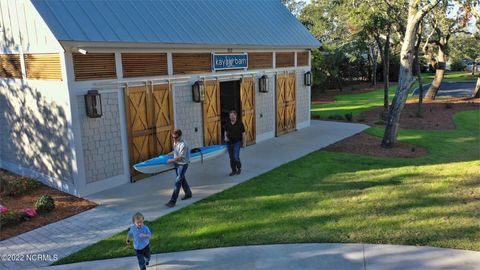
[31,0,320,48]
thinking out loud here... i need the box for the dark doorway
[220,80,241,143]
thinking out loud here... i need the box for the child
[126,212,152,270]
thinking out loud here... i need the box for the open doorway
[220,80,241,144]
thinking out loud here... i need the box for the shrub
[344,112,353,122]
[328,114,345,121]
[22,208,37,220]
[3,178,41,196]
[35,195,55,213]
[0,210,23,229]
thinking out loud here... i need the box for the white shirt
[173,138,190,164]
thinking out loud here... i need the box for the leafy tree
[424,1,474,100]
[382,0,441,148]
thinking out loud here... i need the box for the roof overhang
[60,41,319,52]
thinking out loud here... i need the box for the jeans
[135,244,151,270]
[169,164,192,204]
[228,141,242,172]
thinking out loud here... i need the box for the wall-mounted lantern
[259,75,269,93]
[192,81,205,102]
[304,71,312,86]
[84,90,102,118]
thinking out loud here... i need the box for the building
[0,0,320,196]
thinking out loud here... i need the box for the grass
[311,86,396,118]
[421,71,478,82]
[56,108,480,265]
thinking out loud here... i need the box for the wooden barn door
[240,77,256,145]
[285,73,296,132]
[276,73,296,136]
[125,83,174,181]
[276,74,287,136]
[203,80,221,146]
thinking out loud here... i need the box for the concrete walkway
[0,120,368,269]
[43,244,480,270]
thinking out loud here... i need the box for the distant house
[0,0,320,196]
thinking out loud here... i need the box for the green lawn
[311,86,397,118]
[57,108,480,265]
[421,71,478,82]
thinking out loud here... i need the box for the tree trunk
[414,32,424,117]
[424,43,446,100]
[383,34,390,118]
[473,76,480,98]
[371,45,378,86]
[381,0,440,148]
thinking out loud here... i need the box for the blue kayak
[133,144,227,174]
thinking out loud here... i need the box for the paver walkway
[0,120,368,269]
[44,244,480,270]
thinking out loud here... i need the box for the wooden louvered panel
[248,52,273,70]
[0,54,22,78]
[24,54,62,80]
[276,52,295,68]
[173,53,211,74]
[122,53,168,78]
[73,53,116,81]
[297,52,309,66]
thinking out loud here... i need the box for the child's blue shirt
[128,224,152,250]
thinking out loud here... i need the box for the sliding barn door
[203,80,221,146]
[240,77,256,145]
[276,73,296,136]
[125,83,174,181]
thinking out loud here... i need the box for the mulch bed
[358,98,479,130]
[0,169,97,241]
[322,97,479,158]
[324,132,429,158]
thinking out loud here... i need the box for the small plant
[344,112,353,122]
[3,178,41,196]
[445,103,453,109]
[22,208,37,220]
[0,205,8,214]
[0,210,23,229]
[35,195,55,213]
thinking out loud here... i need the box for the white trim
[81,174,129,196]
[294,51,297,67]
[167,52,173,76]
[297,120,310,130]
[118,89,132,183]
[61,41,317,51]
[256,131,275,143]
[0,159,78,196]
[272,52,276,69]
[65,51,87,195]
[115,51,124,80]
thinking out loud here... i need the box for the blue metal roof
[31,0,320,48]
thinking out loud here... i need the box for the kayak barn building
[0,0,320,196]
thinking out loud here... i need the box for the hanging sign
[212,53,248,71]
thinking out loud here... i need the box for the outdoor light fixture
[259,75,269,93]
[192,81,205,102]
[84,90,102,118]
[77,48,88,55]
[304,71,312,86]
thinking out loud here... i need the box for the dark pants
[169,164,192,204]
[228,141,242,172]
[135,244,151,270]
